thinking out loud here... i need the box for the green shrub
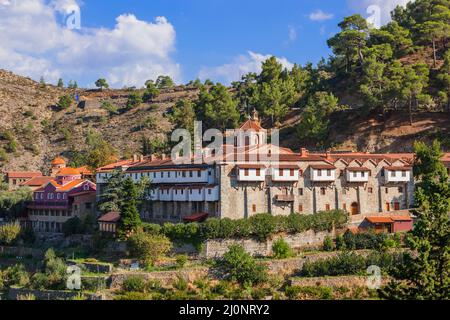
[343,230,388,250]
[126,92,142,109]
[122,276,146,292]
[82,277,106,291]
[30,272,49,290]
[300,252,366,277]
[335,235,346,250]
[272,238,293,259]
[57,95,73,109]
[143,223,162,235]
[323,236,335,251]
[127,231,172,267]
[101,101,119,115]
[3,264,30,288]
[176,254,188,269]
[285,285,333,300]
[62,217,83,236]
[220,244,268,286]
[249,214,276,241]
[0,222,21,245]
[115,291,150,300]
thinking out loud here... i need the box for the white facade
[346,170,370,183]
[237,168,266,182]
[385,169,411,183]
[271,168,300,182]
[310,168,336,182]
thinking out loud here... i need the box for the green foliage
[249,214,276,241]
[176,254,188,269]
[285,285,333,300]
[68,80,78,89]
[122,276,146,292]
[143,80,160,102]
[57,78,64,88]
[155,75,174,89]
[126,92,143,110]
[322,236,335,252]
[0,222,21,245]
[29,249,67,290]
[57,95,73,109]
[117,177,143,238]
[95,78,109,90]
[300,251,402,277]
[169,98,196,133]
[220,244,268,286]
[272,238,293,259]
[83,130,118,169]
[62,215,96,236]
[296,92,344,146]
[195,83,240,131]
[0,187,32,220]
[101,101,120,116]
[127,231,172,267]
[0,264,30,289]
[381,140,450,300]
[342,230,389,250]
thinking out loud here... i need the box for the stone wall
[109,267,209,289]
[202,230,336,259]
[290,275,390,288]
[7,287,102,300]
[0,246,43,258]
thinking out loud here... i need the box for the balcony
[275,194,295,202]
[384,167,412,183]
[236,165,266,182]
[271,166,300,182]
[27,201,70,210]
[346,168,370,183]
[310,165,336,182]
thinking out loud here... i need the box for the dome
[52,157,66,165]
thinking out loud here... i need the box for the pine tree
[117,177,142,239]
[380,140,450,300]
[57,78,64,88]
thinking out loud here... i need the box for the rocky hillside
[0,69,198,173]
[1,69,449,173]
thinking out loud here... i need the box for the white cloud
[309,9,334,21]
[347,0,413,27]
[0,0,180,87]
[198,51,294,84]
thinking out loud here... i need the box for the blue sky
[0,0,410,87]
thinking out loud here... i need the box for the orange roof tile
[57,167,81,176]
[365,217,394,224]
[20,176,53,187]
[98,212,121,223]
[239,119,265,132]
[6,172,42,179]
[52,157,66,165]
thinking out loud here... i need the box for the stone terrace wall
[109,267,209,289]
[290,275,391,288]
[202,230,335,259]
[0,246,44,258]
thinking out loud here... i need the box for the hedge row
[143,210,348,243]
[299,251,404,277]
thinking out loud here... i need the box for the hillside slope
[1,69,449,173]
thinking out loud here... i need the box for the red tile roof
[57,167,81,176]
[236,164,267,169]
[346,167,371,172]
[384,166,412,171]
[366,217,394,224]
[310,164,336,170]
[6,172,42,179]
[183,212,209,222]
[239,119,265,132]
[20,176,53,187]
[98,212,121,223]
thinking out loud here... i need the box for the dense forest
[169,0,450,148]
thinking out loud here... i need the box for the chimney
[150,154,157,162]
[300,148,309,158]
[133,154,138,162]
[326,149,332,160]
[161,153,167,160]
[139,154,144,162]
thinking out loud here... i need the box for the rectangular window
[321,188,326,195]
[402,171,407,177]
[256,169,261,176]
[385,188,389,194]
[190,171,193,178]
[317,170,322,177]
[325,204,331,211]
[299,170,303,177]
[327,170,331,176]
[398,187,403,193]
[244,169,249,176]
[279,169,284,177]
[391,171,396,177]
[368,187,373,194]
[290,169,295,177]
[353,172,357,178]
[298,188,304,196]
[252,204,256,213]
[343,203,347,210]
[198,171,202,177]
[298,204,303,212]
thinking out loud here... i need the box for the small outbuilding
[362,215,413,234]
[98,212,121,234]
